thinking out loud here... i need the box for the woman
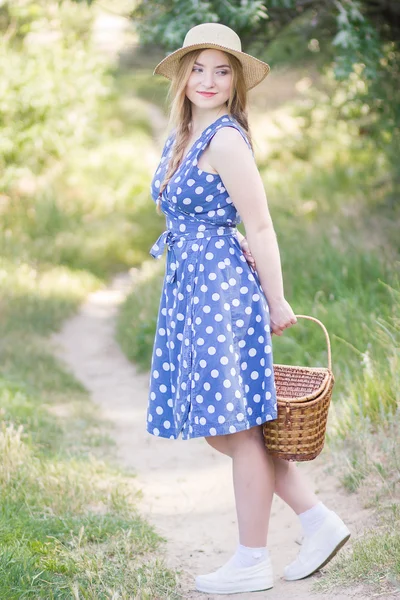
[147,22,350,595]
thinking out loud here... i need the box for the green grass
[0,257,180,596]
[0,259,181,597]
[0,2,182,596]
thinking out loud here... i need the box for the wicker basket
[263,315,334,462]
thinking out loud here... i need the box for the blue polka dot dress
[147,114,277,440]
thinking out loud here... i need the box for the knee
[272,455,294,476]
[205,435,233,457]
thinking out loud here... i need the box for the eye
[192,67,203,72]
[217,70,230,76]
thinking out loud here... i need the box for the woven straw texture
[263,315,334,462]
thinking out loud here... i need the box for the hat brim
[153,43,270,91]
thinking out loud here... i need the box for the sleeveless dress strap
[199,116,253,158]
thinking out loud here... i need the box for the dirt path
[50,275,381,600]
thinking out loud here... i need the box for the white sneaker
[284,510,351,581]
[195,556,274,595]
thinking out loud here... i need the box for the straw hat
[153,23,270,91]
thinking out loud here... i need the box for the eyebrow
[194,62,231,68]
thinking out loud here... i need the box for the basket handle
[294,315,332,371]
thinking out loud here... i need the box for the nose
[202,69,216,89]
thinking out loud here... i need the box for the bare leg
[272,455,319,514]
[206,426,275,547]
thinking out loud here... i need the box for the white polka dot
[232,299,240,307]
[204,382,211,391]
[200,417,206,425]
[195,186,204,194]
[223,380,231,388]
[218,415,225,424]
[220,356,229,365]
[226,402,234,411]
[206,175,214,182]
[229,425,236,433]
[248,348,257,357]
[164,421,171,429]
[208,347,216,355]
[252,293,260,301]
[212,293,220,301]
[203,305,211,313]
[217,334,226,342]
[153,370,159,379]
[162,362,170,370]
[156,406,163,415]
[206,326,213,334]
[229,278,236,286]
[205,252,214,260]
[266,391,272,400]
[253,394,261,403]
[256,417,262,425]
[156,348,162,357]
[200,284,208,292]
[237,413,244,422]
[211,369,219,378]
[215,313,223,322]
[221,282,229,290]
[265,368,272,377]
[196,394,203,403]
[251,371,259,380]
[153,428,160,436]
[209,427,217,435]
[197,338,205,346]
[207,405,215,414]
[265,345,272,354]
[187,179,195,186]
[183,198,191,205]
[236,319,244,327]
[150,392,156,400]
[209,273,217,280]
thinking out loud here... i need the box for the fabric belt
[150,225,237,284]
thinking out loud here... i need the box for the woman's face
[185,49,233,111]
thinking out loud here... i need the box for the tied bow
[150,230,178,283]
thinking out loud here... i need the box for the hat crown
[183,23,242,52]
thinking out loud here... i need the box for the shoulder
[208,124,252,162]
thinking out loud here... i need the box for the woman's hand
[269,299,297,336]
[239,236,256,269]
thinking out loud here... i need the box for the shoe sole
[195,577,273,595]
[284,530,351,581]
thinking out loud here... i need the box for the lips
[198,92,217,98]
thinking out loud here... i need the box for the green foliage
[0,0,159,279]
[116,260,165,371]
[132,0,267,50]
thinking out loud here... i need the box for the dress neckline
[175,113,232,172]
[158,113,233,202]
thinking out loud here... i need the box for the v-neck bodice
[150,114,252,224]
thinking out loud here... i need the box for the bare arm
[208,127,296,335]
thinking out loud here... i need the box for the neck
[189,104,229,136]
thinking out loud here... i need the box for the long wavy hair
[156,49,252,213]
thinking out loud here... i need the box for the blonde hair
[156,49,252,213]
